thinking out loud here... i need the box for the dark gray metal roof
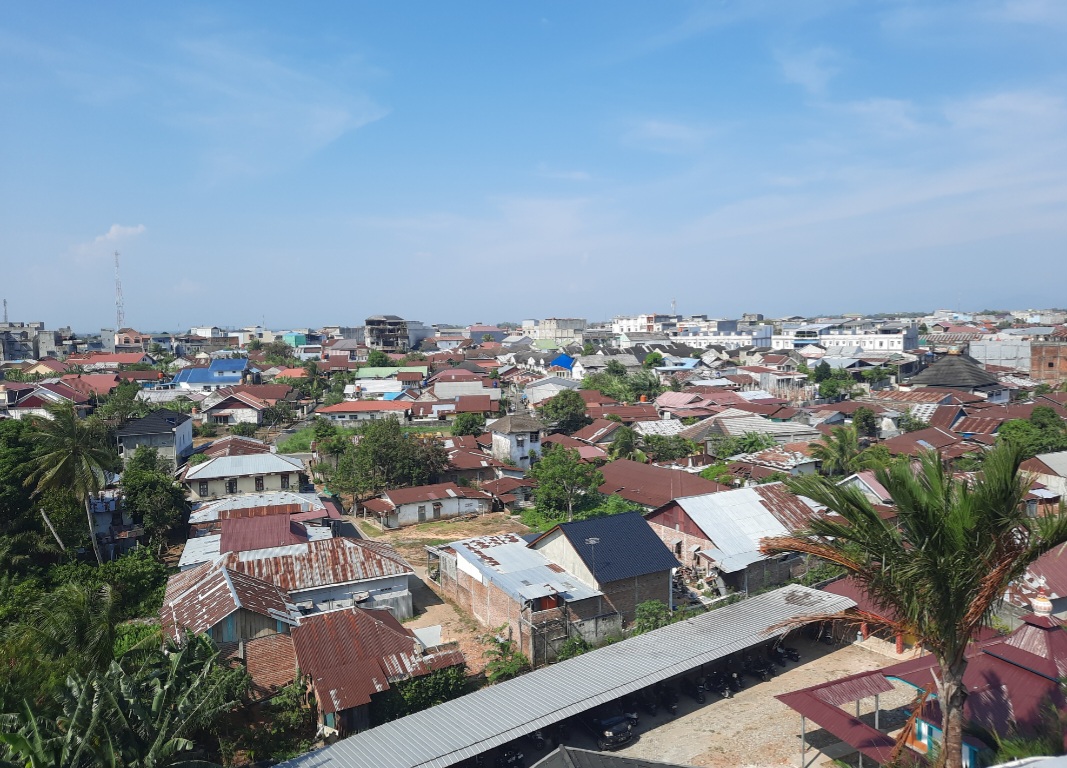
[532,745,694,768]
[549,512,681,584]
[278,585,855,768]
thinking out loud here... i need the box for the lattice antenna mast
[2,299,7,324]
[114,251,125,329]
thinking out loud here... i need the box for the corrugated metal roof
[278,585,855,768]
[220,516,309,554]
[292,607,465,714]
[671,485,820,573]
[225,538,413,594]
[545,513,681,584]
[449,535,602,602]
[182,453,304,481]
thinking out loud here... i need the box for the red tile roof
[316,400,410,413]
[244,633,297,698]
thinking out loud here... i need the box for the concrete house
[1022,450,1067,497]
[361,482,492,529]
[315,400,411,423]
[529,512,680,624]
[115,409,194,469]
[428,533,623,667]
[178,453,305,501]
[488,414,546,469]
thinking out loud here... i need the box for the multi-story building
[772,321,918,352]
[365,315,432,352]
[536,317,587,344]
[0,321,63,361]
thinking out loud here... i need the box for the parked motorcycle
[769,645,789,668]
[742,652,775,682]
[680,676,706,704]
[724,664,744,692]
[638,688,659,717]
[703,670,732,699]
[495,746,525,768]
[523,730,545,751]
[783,646,801,662]
[655,682,679,715]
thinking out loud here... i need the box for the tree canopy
[530,445,604,523]
[330,418,448,501]
[539,389,591,435]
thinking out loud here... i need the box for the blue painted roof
[544,512,680,584]
[549,353,574,370]
[209,358,251,373]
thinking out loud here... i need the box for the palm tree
[10,582,120,675]
[761,443,1067,768]
[24,402,120,565]
[810,425,863,476]
[607,426,647,463]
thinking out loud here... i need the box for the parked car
[581,712,634,751]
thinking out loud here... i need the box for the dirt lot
[575,639,916,768]
[353,512,533,676]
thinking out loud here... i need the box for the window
[226,479,238,494]
[255,476,265,492]
[674,541,683,556]
[1051,362,1056,369]
[529,432,539,443]
[280,473,290,489]
[198,481,209,497]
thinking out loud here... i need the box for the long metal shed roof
[279,584,855,768]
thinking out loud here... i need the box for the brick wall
[647,520,713,573]
[601,570,672,625]
[1032,342,1067,383]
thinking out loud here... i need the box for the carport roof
[278,584,856,768]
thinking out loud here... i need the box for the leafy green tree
[581,342,595,356]
[263,340,293,361]
[539,389,591,434]
[998,408,1067,459]
[227,422,257,437]
[332,418,447,501]
[25,403,121,565]
[246,337,262,351]
[481,629,531,684]
[605,360,627,377]
[633,600,672,634]
[818,378,842,400]
[852,407,879,438]
[95,381,151,426]
[555,635,591,660]
[185,453,209,466]
[898,411,929,433]
[530,446,604,523]
[365,350,391,368]
[643,435,696,462]
[121,449,189,556]
[450,412,486,437]
[699,462,734,485]
[642,351,664,369]
[813,360,832,382]
[583,494,642,519]
[709,432,776,459]
[0,420,52,572]
[763,443,1067,768]
[263,402,295,430]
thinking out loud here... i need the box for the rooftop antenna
[671,297,677,315]
[114,251,125,329]
[2,299,7,324]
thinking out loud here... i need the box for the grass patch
[276,427,314,453]
[358,521,381,538]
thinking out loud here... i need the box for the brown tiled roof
[201,435,273,458]
[585,404,659,423]
[572,418,622,443]
[881,426,961,456]
[598,459,726,508]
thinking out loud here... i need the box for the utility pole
[114,251,125,329]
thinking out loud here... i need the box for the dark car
[582,713,634,751]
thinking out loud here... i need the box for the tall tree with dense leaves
[450,412,486,437]
[539,389,591,435]
[332,418,447,501]
[530,445,604,522]
[606,426,646,463]
[762,443,1067,768]
[851,407,879,438]
[25,403,120,565]
[121,447,189,556]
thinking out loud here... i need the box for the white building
[488,414,546,469]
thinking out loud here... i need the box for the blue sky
[2,1,1066,332]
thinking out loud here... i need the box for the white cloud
[621,119,714,154]
[776,46,839,96]
[94,223,146,244]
